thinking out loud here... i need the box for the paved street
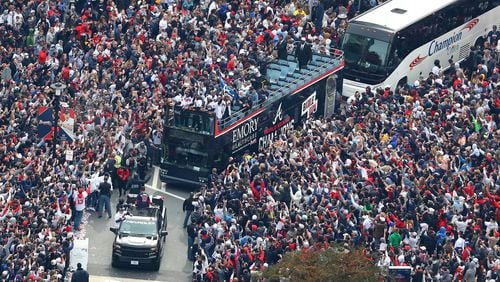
[85,168,196,282]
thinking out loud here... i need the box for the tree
[263,246,380,282]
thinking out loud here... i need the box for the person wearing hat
[295,37,312,69]
[97,174,113,219]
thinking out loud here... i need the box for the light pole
[51,82,66,159]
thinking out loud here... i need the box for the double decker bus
[160,50,344,185]
[341,0,500,96]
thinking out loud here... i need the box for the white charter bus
[341,0,500,96]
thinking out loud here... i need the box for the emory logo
[462,18,479,31]
[409,55,427,70]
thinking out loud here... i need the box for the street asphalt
[85,168,197,282]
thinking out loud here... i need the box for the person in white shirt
[73,187,88,231]
[159,14,169,31]
[88,172,113,211]
[432,59,441,76]
[173,93,183,104]
[113,207,129,229]
[206,98,217,111]
[484,219,498,235]
[193,96,204,108]
[408,232,419,250]
[215,97,226,119]
[181,95,194,108]
[453,216,471,233]
[454,234,466,250]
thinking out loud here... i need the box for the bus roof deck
[217,49,344,131]
[167,48,344,135]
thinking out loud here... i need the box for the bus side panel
[343,5,500,94]
[389,6,500,88]
[216,77,329,166]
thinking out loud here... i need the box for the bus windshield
[172,107,214,135]
[342,32,391,82]
[165,137,209,168]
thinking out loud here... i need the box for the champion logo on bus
[428,32,463,56]
[409,55,427,70]
[461,18,479,31]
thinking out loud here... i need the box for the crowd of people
[0,0,374,280]
[0,0,498,281]
[184,31,500,282]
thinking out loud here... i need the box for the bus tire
[397,77,407,90]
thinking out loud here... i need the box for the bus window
[166,138,208,168]
[172,107,214,135]
[211,144,231,171]
[342,33,390,79]
[387,39,402,72]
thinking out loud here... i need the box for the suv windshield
[120,220,157,236]
[342,32,391,82]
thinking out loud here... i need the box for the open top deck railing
[166,46,344,134]
[216,46,344,131]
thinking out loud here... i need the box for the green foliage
[263,246,379,282]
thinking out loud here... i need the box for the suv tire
[151,258,161,271]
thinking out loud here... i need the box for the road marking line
[91,276,163,282]
[152,166,160,188]
[145,184,186,201]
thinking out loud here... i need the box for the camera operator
[114,206,130,228]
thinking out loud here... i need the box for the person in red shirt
[38,48,47,65]
[61,65,70,81]
[116,166,130,197]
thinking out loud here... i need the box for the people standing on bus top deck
[276,34,288,60]
[296,37,313,69]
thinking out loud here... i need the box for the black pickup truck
[110,195,167,271]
